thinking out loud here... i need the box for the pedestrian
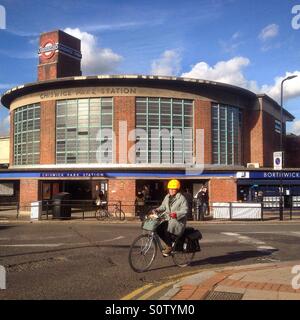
[183,188,193,220]
[196,186,209,221]
[142,185,150,201]
[135,191,146,221]
[96,189,107,209]
[151,179,188,256]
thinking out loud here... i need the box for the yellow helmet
[167,179,181,190]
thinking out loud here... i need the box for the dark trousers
[156,221,173,247]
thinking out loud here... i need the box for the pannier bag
[184,227,202,252]
[175,227,202,252]
[184,227,202,241]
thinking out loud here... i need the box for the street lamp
[279,75,298,221]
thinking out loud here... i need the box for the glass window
[56,98,113,164]
[135,97,194,164]
[212,104,242,165]
[13,103,40,165]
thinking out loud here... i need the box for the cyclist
[150,179,188,257]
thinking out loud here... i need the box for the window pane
[135,98,193,164]
[56,98,114,164]
[14,103,40,165]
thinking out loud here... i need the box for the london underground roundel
[39,40,56,59]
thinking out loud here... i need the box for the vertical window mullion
[147,97,149,164]
[181,100,184,164]
[171,98,173,164]
[217,104,221,165]
[158,98,161,164]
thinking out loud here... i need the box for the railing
[2,198,300,221]
[0,202,19,219]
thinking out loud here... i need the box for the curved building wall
[10,89,245,168]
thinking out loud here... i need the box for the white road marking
[99,236,125,243]
[221,232,277,252]
[0,243,63,247]
[257,246,278,252]
[0,236,125,248]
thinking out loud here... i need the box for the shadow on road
[190,249,279,267]
[146,249,279,273]
[0,225,16,231]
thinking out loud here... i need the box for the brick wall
[108,179,136,216]
[194,99,212,165]
[114,96,136,164]
[208,178,237,204]
[40,100,56,164]
[19,179,39,211]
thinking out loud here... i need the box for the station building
[0,30,299,215]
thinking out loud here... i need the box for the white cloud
[261,71,300,102]
[64,28,123,75]
[181,56,300,135]
[151,49,182,76]
[259,24,279,41]
[291,121,300,135]
[181,56,300,103]
[0,114,10,136]
[181,56,258,92]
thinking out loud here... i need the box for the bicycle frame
[146,231,171,255]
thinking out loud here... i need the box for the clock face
[39,39,56,60]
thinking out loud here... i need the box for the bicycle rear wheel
[115,209,126,221]
[128,234,157,273]
[172,238,195,268]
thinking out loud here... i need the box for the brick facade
[113,96,136,164]
[19,179,39,211]
[108,179,136,216]
[194,99,212,165]
[208,178,238,204]
[40,100,56,164]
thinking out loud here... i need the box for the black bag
[183,227,203,241]
[175,227,202,253]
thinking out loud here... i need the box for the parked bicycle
[95,202,126,221]
[128,215,202,273]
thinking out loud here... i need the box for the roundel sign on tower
[38,40,57,60]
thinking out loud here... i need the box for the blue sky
[1,0,300,134]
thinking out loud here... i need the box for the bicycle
[95,202,126,221]
[128,215,201,273]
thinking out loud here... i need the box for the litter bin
[52,192,71,219]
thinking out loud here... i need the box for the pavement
[122,261,300,300]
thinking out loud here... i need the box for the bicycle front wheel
[115,209,126,221]
[128,234,157,273]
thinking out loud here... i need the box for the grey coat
[157,192,188,236]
